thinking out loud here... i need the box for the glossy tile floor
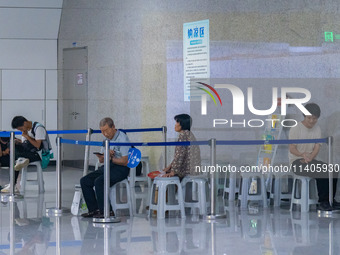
[0,166,340,255]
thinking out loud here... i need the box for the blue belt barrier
[0,128,164,137]
[59,138,328,147]
[61,139,103,146]
[92,128,164,134]
[1,130,89,137]
[47,130,88,134]
[0,131,22,137]
[0,131,11,137]
[216,138,328,145]
[60,139,209,147]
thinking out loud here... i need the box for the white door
[62,47,88,166]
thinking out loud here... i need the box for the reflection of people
[10,203,51,255]
[163,114,201,179]
[80,117,131,218]
[80,218,130,254]
[289,103,339,211]
[80,222,105,254]
[1,116,49,193]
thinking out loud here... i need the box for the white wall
[0,1,62,155]
[59,0,340,168]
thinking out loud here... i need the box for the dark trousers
[1,144,41,185]
[14,145,41,185]
[0,155,10,167]
[292,159,338,203]
[80,163,130,213]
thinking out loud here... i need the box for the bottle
[263,157,271,167]
[249,177,258,195]
[271,97,281,130]
[263,131,273,153]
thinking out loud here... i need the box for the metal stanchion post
[328,136,340,215]
[9,201,15,255]
[210,138,216,216]
[56,216,61,255]
[83,128,93,177]
[46,137,70,216]
[9,132,15,197]
[329,221,334,255]
[93,139,120,224]
[1,132,22,202]
[104,226,110,255]
[329,136,333,207]
[204,138,226,220]
[318,136,338,217]
[162,126,167,168]
[210,220,216,255]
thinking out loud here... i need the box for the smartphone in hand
[93,152,104,156]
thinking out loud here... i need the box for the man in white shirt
[1,116,47,193]
[289,103,339,211]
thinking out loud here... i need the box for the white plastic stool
[224,204,238,233]
[148,176,185,219]
[22,195,44,218]
[269,172,294,207]
[110,179,133,216]
[290,175,318,212]
[111,218,133,253]
[291,213,318,244]
[238,172,267,209]
[181,176,209,215]
[151,219,185,254]
[239,209,268,240]
[183,220,207,252]
[129,156,151,188]
[20,161,44,193]
[223,171,240,201]
[130,184,149,215]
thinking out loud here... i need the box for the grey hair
[99,117,114,128]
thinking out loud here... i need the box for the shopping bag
[147,171,161,179]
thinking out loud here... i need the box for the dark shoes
[93,211,115,219]
[81,210,115,218]
[332,200,340,210]
[81,210,100,218]
[318,201,333,211]
[318,200,340,211]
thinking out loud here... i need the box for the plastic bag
[41,151,53,169]
[147,170,166,179]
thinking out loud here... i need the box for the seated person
[289,103,339,211]
[1,116,49,193]
[80,117,130,218]
[163,114,201,179]
[150,114,201,205]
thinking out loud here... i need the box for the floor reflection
[1,168,340,255]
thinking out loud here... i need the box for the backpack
[31,122,54,169]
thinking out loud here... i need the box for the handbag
[41,150,54,169]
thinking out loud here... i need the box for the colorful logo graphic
[196,82,222,107]
[198,83,311,116]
